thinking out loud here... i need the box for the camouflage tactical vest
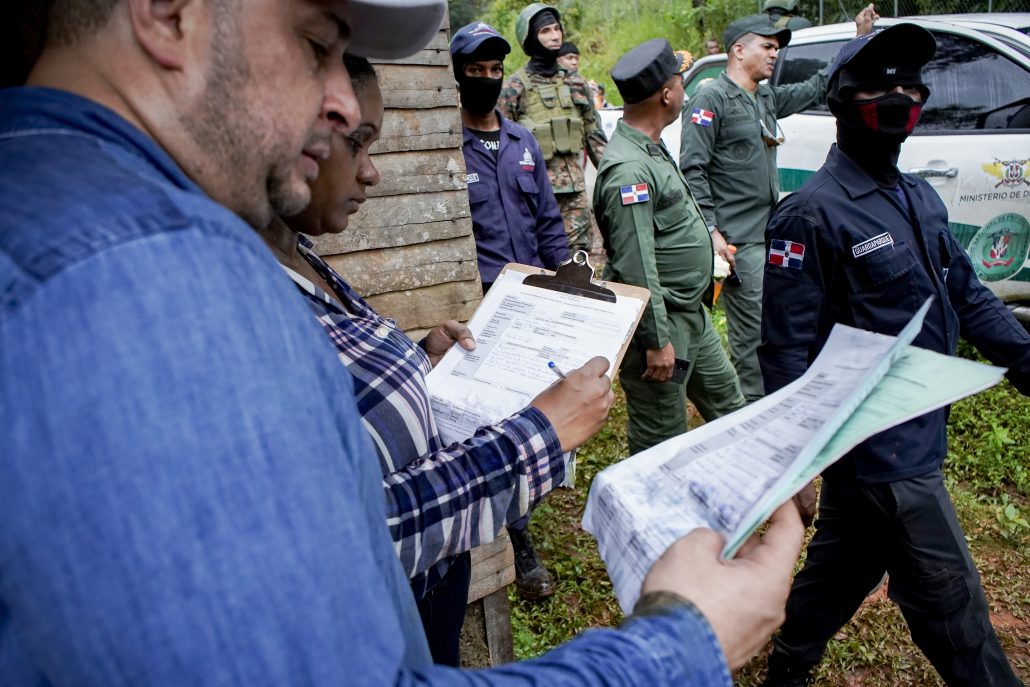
[513,67,584,161]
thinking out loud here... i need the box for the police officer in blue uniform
[759,24,1030,686]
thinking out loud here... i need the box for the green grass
[509,335,1030,683]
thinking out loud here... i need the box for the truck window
[773,40,845,113]
[917,32,1030,132]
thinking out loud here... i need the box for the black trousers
[416,551,471,667]
[772,470,1021,686]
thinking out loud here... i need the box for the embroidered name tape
[620,183,650,205]
[466,173,480,183]
[769,239,805,269]
[852,232,894,258]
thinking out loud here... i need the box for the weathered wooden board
[310,216,472,255]
[366,149,467,196]
[365,280,481,332]
[362,188,470,228]
[372,109,464,154]
[324,237,478,296]
[468,531,516,605]
[376,64,459,109]
[370,27,451,67]
[308,190,471,254]
[481,589,516,665]
[335,189,471,232]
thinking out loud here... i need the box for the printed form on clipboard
[426,255,649,475]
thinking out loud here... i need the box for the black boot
[508,525,554,601]
[762,650,815,687]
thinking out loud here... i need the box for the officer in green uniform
[764,0,812,31]
[596,38,746,455]
[679,9,876,403]
[498,3,607,255]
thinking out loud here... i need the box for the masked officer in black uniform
[759,24,1030,687]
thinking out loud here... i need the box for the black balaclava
[828,65,929,189]
[454,46,506,116]
[524,9,562,77]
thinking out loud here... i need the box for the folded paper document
[582,299,1007,613]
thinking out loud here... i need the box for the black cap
[828,23,936,94]
[611,38,692,104]
[558,41,579,57]
[723,14,791,52]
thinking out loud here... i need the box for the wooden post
[465,529,517,666]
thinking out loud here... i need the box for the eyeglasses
[760,118,785,147]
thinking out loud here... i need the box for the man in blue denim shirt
[0,1,802,684]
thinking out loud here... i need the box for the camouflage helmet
[515,3,561,49]
[763,0,800,12]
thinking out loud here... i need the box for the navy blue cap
[450,22,511,61]
[828,23,936,89]
[611,38,693,104]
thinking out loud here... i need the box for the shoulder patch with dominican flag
[620,183,650,205]
[690,107,714,126]
[769,239,806,269]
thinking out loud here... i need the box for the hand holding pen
[532,357,614,452]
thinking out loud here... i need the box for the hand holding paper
[583,300,1009,613]
[422,320,476,367]
[641,502,804,670]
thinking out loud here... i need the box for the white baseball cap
[347,0,447,59]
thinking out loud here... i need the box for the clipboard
[495,251,650,374]
[426,251,650,488]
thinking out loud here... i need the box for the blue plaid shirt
[285,237,565,596]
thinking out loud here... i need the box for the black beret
[558,41,579,57]
[611,38,692,104]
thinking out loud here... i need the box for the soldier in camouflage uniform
[763,0,812,30]
[498,3,607,255]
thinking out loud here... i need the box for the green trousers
[619,307,745,455]
[720,241,765,402]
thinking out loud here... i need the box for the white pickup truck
[599,14,1030,323]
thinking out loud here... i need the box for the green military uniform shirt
[594,120,713,350]
[679,70,827,245]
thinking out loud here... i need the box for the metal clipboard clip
[522,250,616,303]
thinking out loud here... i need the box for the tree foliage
[478,0,758,106]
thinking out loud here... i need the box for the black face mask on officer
[834,89,925,140]
[457,74,503,116]
[828,68,930,188]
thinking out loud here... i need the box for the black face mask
[829,87,926,189]
[458,75,503,116]
[851,91,924,137]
